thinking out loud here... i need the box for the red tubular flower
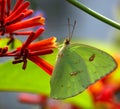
[5,1,30,22]
[0,0,45,36]
[17,27,45,51]
[0,0,55,76]
[23,36,57,75]
[0,0,6,23]
[6,0,11,16]
[14,36,56,75]
[28,36,57,52]
[28,55,54,76]
[10,27,57,75]
[0,24,56,75]
[12,0,24,13]
[6,16,45,33]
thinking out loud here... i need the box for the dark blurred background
[0,0,120,109]
[35,0,119,42]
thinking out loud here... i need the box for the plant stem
[66,0,120,30]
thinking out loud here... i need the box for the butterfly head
[64,37,71,45]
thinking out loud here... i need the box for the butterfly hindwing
[50,45,92,99]
[69,43,117,83]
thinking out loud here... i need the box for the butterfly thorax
[58,39,71,58]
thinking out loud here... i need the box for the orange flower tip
[50,36,57,42]
[51,36,57,47]
[39,17,45,25]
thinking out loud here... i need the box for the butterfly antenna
[70,20,76,40]
[68,18,71,41]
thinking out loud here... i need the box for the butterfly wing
[69,44,117,83]
[50,45,91,99]
[50,44,117,99]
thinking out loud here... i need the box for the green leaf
[0,38,22,49]
[0,60,50,94]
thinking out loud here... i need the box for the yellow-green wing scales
[70,44,117,83]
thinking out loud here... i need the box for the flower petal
[16,27,45,51]
[28,37,57,51]
[5,1,30,22]
[29,49,53,56]
[6,16,45,33]
[12,0,24,13]
[0,0,6,22]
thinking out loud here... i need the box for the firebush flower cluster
[0,0,57,75]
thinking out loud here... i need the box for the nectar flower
[0,0,56,76]
[10,27,57,75]
[6,16,45,33]
[0,0,45,39]
[0,29,57,75]
[13,36,57,75]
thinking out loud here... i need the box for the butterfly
[50,20,117,99]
